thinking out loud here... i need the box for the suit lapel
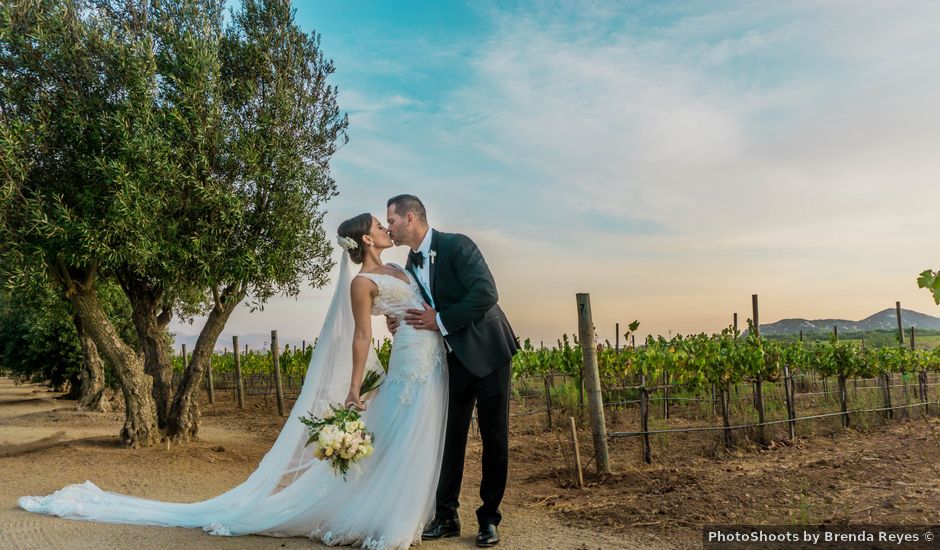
[429,229,439,299]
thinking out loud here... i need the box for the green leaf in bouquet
[360,369,385,397]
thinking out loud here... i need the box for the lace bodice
[355,263,445,407]
[355,264,425,318]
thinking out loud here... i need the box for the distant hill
[750,308,940,337]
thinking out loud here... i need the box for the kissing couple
[20,194,521,550]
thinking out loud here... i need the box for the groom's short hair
[387,194,428,223]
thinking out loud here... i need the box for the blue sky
[172,0,940,348]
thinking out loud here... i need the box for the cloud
[177,1,940,345]
[443,1,940,239]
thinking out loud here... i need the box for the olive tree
[0,0,346,445]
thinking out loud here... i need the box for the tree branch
[211,284,221,311]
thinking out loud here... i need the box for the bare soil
[2,377,939,549]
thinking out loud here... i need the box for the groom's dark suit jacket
[406,229,520,377]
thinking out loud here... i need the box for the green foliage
[0,285,81,386]
[0,0,347,352]
[549,380,582,417]
[0,0,175,288]
[918,269,940,305]
[814,337,863,378]
[510,323,939,392]
[511,333,583,378]
[0,276,134,387]
[373,337,392,370]
[174,336,392,383]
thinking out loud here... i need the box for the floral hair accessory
[337,236,359,250]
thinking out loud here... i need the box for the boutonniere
[429,250,437,265]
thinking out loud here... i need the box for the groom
[385,194,520,547]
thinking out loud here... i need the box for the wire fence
[179,368,940,434]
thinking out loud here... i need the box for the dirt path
[0,378,665,550]
[11,374,935,549]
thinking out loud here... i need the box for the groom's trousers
[436,351,511,527]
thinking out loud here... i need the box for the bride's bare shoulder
[351,274,379,295]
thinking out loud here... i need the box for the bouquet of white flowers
[299,405,375,480]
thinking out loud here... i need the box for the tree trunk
[165,283,246,442]
[73,312,107,411]
[70,287,160,448]
[64,371,82,400]
[120,274,174,428]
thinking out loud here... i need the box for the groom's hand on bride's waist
[405,303,439,332]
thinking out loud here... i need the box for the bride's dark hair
[337,213,373,264]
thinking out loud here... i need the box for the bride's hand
[344,388,366,411]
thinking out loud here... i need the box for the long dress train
[19,257,448,550]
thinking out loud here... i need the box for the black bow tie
[409,250,425,268]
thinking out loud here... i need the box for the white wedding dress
[19,256,449,550]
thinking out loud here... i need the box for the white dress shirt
[412,227,449,337]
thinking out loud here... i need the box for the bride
[19,213,449,550]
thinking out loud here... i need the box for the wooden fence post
[233,335,245,410]
[838,374,849,428]
[720,383,733,449]
[752,294,759,335]
[569,417,584,488]
[783,364,796,439]
[834,326,848,428]
[881,372,893,420]
[711,383,718,418]
[896,301,904,345]
[755,377,767,445]
[751,295,767,445]
[576,293,611,474]
[662,369,670,420]
[640,374,651,464]
[271,330,286,417]
[544,373,554,430]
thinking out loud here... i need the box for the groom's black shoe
[422,516,460,540]
[476,524,499,547]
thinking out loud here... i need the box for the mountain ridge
[751,308,940,336]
